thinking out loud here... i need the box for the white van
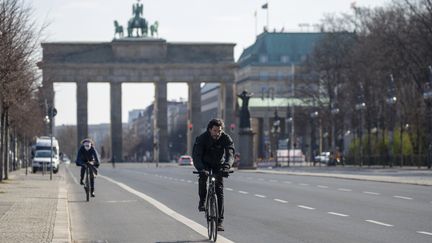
[32,136,60,173]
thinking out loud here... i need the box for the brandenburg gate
[38,38,236,162]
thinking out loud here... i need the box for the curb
[52,169,71,243]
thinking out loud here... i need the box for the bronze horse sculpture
[114,20,124,38]
[127,1,148,37]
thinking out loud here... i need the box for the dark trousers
[80,166,95,191]
[199,173,224,223]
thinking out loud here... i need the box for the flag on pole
[262,3,268,9]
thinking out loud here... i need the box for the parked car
[314,152,330,164]
[61,154,71,165]
[178,155,193,166]
[32,150,60,173]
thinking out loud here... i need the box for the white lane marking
[269,179,278,183]
[338,188,352,192]
[328,212,349,217]
[187,180,192,183]
[297,205,315,210]
[317,185,328,188]
[365,220,393,227]
[283,181,292,184]
[193,182,198,185]
[238,191,249,194]
[417,231,432,236]
[226,188,234,191]
[101,175,234,243]
[299,183,309,186]
[363,191,380,195]
[66,166,79,185]
[180,179,185,182]
[274,199,288,203]
[393,195,413,200]
[254,194,266,198]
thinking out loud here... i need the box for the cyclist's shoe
[91,192,95,197]
[217,223,224,231]
[80,179,84,185]
[198,201,205,212]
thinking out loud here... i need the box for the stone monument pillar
[110,82,123,162]
[76,80,88,146]
[154,80,168,162]
[187,82,202,155]
[237,90,256,169]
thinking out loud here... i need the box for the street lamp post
[310,111,319,165]
[331,103,340,165]
[271,110,281,166]
[423,66,432,169]
[386,74,397,168]
[355,97,366,167]
[286,116,293,167]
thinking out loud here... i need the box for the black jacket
[75,145,100,167]
[192,131,235,171]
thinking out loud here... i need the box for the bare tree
[0,0,44,180]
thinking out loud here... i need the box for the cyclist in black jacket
[192,118,235,231]
[75,138,100,197]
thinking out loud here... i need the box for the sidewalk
[0,167,70,243]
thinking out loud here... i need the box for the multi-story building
[235,31,325,162]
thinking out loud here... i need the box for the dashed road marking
[338,188,352,192]
[317,185,328,188]
[254,194,266,198]
[101,175,234,243]
[105,200,137,203]
[328,212,349,217]
[365,220,393,227]
[274,199,288,203]
[363,191,380,195]
[187,180,192,183]
[297,205,315,210]
[226,188,234,191]
[417,231,432,236]
[239,191,249,194]
[299,183,309,186]
[283,181,292,184]
[393,195,413,200]
[269,179,278,183]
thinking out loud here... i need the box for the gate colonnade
[38,38,236,162]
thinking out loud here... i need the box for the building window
[260,71,268,80]
[281,55,290,63]
[259,55,268,63]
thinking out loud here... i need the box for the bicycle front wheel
[207,194,218,241]
[85,167,90,202]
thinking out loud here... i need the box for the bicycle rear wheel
[208,194,218,241]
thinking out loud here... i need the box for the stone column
[110,82,123,162]
[154,81,168,162]
[187,82,202,155]
[76,81,88,146]
[220,81,236,140]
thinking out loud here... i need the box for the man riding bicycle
[75,138,100,197]
[192,118,235,231]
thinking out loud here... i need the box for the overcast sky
[29,0,391,125]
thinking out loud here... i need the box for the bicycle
[193,169,233,242]
[83,161,96,202]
